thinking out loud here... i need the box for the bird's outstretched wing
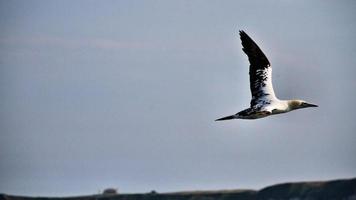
[239,30,277,107]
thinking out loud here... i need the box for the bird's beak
[303,103,318,108]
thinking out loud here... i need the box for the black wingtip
[238,30,271,66]
[239,30,247,35]
[239,30,250,42]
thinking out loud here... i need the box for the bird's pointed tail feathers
[215,115,236,121]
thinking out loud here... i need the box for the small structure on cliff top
[102,188,118,195]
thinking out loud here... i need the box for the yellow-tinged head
[288,100,318,111]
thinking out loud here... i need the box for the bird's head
[288,100,318,111]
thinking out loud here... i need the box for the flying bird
[216,31,318,121]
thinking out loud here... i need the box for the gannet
[216,31,318,121]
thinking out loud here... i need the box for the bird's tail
[215,114,236,121]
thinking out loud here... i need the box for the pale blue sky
[1,0,356,196]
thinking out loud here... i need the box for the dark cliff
[1,177,355,200]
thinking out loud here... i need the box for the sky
[1,0,356,197]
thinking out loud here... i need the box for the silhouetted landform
[1,177,356,200]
